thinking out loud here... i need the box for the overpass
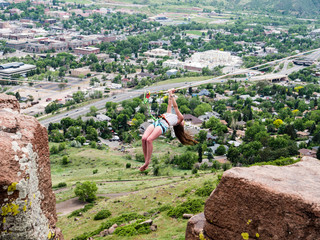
[250,74,288,82]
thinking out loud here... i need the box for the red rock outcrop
[186,157,320,240]
[0,93,20,112]
[0,94,63,240]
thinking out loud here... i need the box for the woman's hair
[173,124,198,145]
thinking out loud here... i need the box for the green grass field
[52,139,220,240]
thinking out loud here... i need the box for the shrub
[167,198,204,218]
[90,141,97,148]
[58,182,67,188]
[114,225,137,236]
[93,169,98,174]
[68,203,94,218]
[72,213,145,240]
[126,163,131,168]
[70,140,82,148]
[192,168,198,174]
[114,220,151,236]
[172,152,198,170]
[94,209,111,220]
[195,180,216,197]
[212,160,221,170]
[216,145,226,155]
[59,142,66,151]
[250,157,299,166]
[50,145,59,154]
[62,156,69,165]
[135,153,144,162]
[222,162,232,171]
[74,181,98,202]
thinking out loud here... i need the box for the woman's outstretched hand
[168,89,175,96]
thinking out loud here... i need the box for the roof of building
[183,114,203,124]
[0,62,24,69]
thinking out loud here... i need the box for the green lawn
[185,30,204,36]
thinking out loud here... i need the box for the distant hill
[215,0,320,17]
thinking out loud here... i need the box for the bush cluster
[167,198,204,218]
[114,219,151,236]
[94,209,111,220]
[72,213,145,240]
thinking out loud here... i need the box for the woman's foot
[139,162,149,171]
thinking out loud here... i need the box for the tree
[90,106,98,116]
[197,144,203,163]
[227,145,240,163]
[58,83,66,91]
[172,152,197,170]
[15,92,21,101]
[273,119,284,128]
[197,130,207,143]
[216,145,226,155]
[194,103,211,117]
[317,148,320,160]
[74,181,98,202]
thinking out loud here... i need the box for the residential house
[198,89,210,96]
[198,111,219,121]
[297,131,310,138]
[298,149,317,158]
[183,114,203,126]
[137,72,156,80]
[96,114,111,122]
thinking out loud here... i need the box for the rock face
[186,157,320,240]
[0,94,63,240]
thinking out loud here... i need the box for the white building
[163,50,242,72]
[144,48,172,57]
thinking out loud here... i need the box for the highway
[39,49,320,127]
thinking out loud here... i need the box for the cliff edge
[0,94,63,240]
[186,156,320,240]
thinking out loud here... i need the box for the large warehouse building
[0,62,36,77]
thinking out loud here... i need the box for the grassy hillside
[229,0,320,17]
[51,139,222,240]
[105,0,320,18]
[58,173,220,240]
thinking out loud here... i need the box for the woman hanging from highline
[140,89,198,171]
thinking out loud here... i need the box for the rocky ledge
[186,156,320,240]
[0,94,63,240]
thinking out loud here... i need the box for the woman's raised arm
[171,90,184,125]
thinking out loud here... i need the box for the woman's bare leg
[142,124,155,160]
[140,126,162,171]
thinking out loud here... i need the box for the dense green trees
[75,181,98,203]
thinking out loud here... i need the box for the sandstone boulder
[186,157,320,240]
[0,93,20,112]
[0,94,63,240]
[185,213,206,240]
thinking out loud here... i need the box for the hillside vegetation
[225,0,320,17]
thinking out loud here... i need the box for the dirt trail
[56,192,131,216]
